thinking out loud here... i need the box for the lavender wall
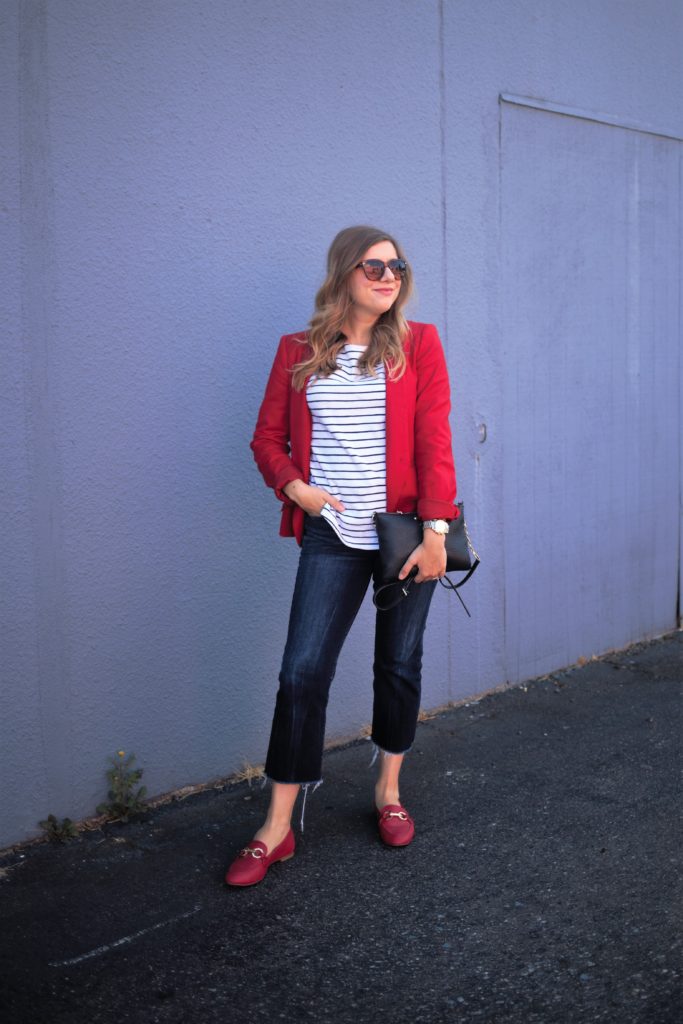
[1,0,681,849]
[501,101,680,681]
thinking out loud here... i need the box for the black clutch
[372,502,480,614]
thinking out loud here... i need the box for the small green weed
[96,750,148,822]
[38,814,79,843]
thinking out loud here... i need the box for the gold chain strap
[462,516,480,563]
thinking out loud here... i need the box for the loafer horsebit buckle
[238,846,265,859]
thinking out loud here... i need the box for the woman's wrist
[422,528,446,546]
[283,478,305,500]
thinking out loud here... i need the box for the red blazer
[250,320,459,545]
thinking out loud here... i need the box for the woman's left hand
[398,532,447,584]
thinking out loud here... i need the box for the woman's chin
[368,298,397,317]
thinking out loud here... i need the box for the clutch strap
[373,557,480,614]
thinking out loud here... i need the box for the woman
[225,225,458,887]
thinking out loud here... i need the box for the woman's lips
[374,288,395,295]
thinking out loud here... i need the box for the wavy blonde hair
[290,225,414,391]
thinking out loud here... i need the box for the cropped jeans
[264,514,437,793]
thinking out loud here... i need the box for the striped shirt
[306,344,386,550]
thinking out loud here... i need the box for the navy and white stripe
[306,344,386,550]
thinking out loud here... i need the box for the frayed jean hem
[367,739,413,768]
[263,773,324,834]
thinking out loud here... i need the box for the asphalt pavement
[1,630,681,1024]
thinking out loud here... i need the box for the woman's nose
[381,265,396,281]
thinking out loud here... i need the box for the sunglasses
[355,258,408,281]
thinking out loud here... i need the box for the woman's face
[348,240,402,319]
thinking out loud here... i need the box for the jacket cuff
[417,499,460,521]
[274,466,305,506]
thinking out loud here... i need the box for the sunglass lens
[364,260,385,280]
[388,259,407,278]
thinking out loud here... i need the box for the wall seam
[19,0,72,820]
[437,0,453,696]
[678,144,682,627]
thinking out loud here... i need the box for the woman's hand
[283,479,345,517]
[398,531,447,583]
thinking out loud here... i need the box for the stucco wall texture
[1,0,681,849]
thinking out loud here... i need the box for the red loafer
[376,803,415,847]
[225,828,295,887]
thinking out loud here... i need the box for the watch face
[425,520,449,533]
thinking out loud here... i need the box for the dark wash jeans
[264,513,437,785]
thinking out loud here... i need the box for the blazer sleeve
[250,335,304,505]
[413,323,459,521]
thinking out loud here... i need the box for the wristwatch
[422,518,449,536]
